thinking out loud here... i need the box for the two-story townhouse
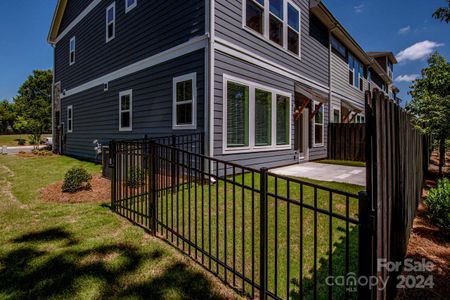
[48,0,396,169]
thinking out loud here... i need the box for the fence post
[259,167,268,300]
[358,191,375,300]
[171,135,176,192]
[109,140,116,212]
[150,141,158,235]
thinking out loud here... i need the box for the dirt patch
[396,199,450,299]
[17,151,56,158]
[40,174,110,203]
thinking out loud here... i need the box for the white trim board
[55,0,103,44]
[214,37,329,94]
[61,35,208,99]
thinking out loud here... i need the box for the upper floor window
[119,90,132,131]
[331,36,346,58]
[67,105,73,133]
[387,60,393,79]
[125,0,137,13]
[244,0,301,57]
[106,2,116,42]
[69,37,76,65]
[348,54,364,91]
[173,73,197,130]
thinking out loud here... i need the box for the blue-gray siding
[214,0,329,88]
[60,50,205,159]
[55,0,205,91]
[58,0,93,35]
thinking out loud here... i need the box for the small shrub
[424,178,450,230]
[17,139,26,146]
[126,167,146,188]
[32,149,53,156]
[62,167,92,193]
[28,134,41,146]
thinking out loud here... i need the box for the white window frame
[67,105,73,133]
[242,0,302,59]
[172,73,197,130]
[125,0,137,13]
[223,74,292,154]
[119,90,133,131]
[106,2,116,43]
[312,101,324,147]
[69,36,76,65]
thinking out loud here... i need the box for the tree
[0,99,16,133]
[407,52,450,177]
[13,70,52,145]
[433,0,450,23]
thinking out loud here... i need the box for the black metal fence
[109,135,363,299]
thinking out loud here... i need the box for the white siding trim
[222,74,292,155]
[119,89,133,131]
[172,73,197,130]
[214,37,329,93]
[61,35,208,99]
[55,0,103,44]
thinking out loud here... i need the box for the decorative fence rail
[109,136,363,299]
[328,123,366,162]
[362,90,430,300]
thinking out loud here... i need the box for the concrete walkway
[271,162,366,186]
[0,145,46,155]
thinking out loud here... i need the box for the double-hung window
[332,106,341,123]
[67,105,73,133]
[244,0,301,56]
[173,73,197,130]
[119,90,132,131]
[106,2,116,42]
[313,101,324,147]
[125,0,137,13]
[348,53,363,91]
[69,37,76,65]
[224,75,291,152]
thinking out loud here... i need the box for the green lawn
[317,159,366,168]
[0,134,51,147]
[0,155,241,299]
[115,168,364,299]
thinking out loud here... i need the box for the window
[69,37,76,65]
[119,90,132,131]
[312,101,324,147]
[125,0,137,13]
[244,0,301,56]
[106,2,116,42]
[348,53,364,90]
[246,0,264,34]
[224,75,291,152]
[67,105,73,133]
[331,36,346,58]
[332,106,341,123]
[173,73,196,130]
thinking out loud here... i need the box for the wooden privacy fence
[328,123,366,162]
[360,90,430,300]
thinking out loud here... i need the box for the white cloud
[395,74,420,82]
[353,4,364,14]
[396,40,444,62]
[398,26,411,34]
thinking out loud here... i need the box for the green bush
[17,139,26,146]
[32,149,53,156]
[424,178,450,230]
[62,167,92,193]
[126,167,146,188]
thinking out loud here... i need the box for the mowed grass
[115,167,365,299]
[0,155,241,299]
[317,159,366,168]
[0,134,51,147]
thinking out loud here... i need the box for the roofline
[367,52,398,64]
[310,2,392,84]
[47,0,67,44]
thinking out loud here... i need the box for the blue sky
[0,0,448,103]
[324,0,450,102]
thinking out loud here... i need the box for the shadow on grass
[0,227,228,299]
[290,226,359,300]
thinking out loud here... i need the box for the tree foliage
[433,0,450,23]
[0,99,16,133]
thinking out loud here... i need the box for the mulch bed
[40,174,111,203]
[396,178,450,300]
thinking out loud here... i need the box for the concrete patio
[271,162,366,186]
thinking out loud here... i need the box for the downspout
[208,0,215,159]
[51,43,56,153]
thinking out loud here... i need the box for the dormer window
[125,0,137,13]
[69,36,76,65]
[106,2,116,42]
[244,0,301,57]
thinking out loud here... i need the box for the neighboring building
[48,0,397,169]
